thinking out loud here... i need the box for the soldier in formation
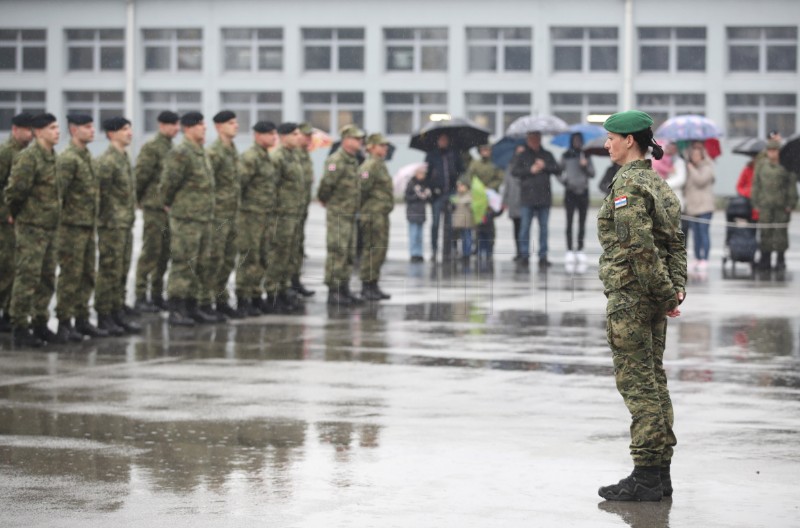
[290,122,316,299]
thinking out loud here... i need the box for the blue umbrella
[551,124,606,149]
[491,136,526,169]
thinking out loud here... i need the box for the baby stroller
[722,195,758,277]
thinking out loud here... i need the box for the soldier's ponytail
[631,128,664,160]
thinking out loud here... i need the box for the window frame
[465,92,532,137]
[142,28,203,73]
[637,27,707,73]
[549,92,618,124]
[466,27,532,73]
[221,27,283,72]
[383,92,448,136]
[300,91,364,133]
[727,26,798,73]
[636,93,707,130]
[0,90,46,131]
[301,27,365,72]
[551,26,619,73]
[141,90,203,132]
[65,28,125,73]
[219,91,283,131]
[0,28,47,72]
[726,92,797,138]
[384,27,448,73]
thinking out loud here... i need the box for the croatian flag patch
[361,171,370,179]
[328,163,336,172]
[614,195,628,209]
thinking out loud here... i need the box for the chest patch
[361,171,370,179]
[328,163,336,172]
[614,195,628,209]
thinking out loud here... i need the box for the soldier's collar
[182,137,205,154]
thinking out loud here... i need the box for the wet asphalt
[1,204,799,527]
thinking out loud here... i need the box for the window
[466,27,531,72]
[0,91,46,131]
[64,91,125,126]
[638,27,706,72]
[220,92,282,131]
[301,92,363,133]
[637,93,706,129]
[726,93,796,137]
[728,27,797,72]
[383,92,447,135]
[550,92,617,124]
[221,28,282,72]
[141,91,202,131]
[551,27,618,72]
[384,28,447,72]
[465,92,531,137]
[302,28,364,71]
[143,28,202,72]
[0,29,46,71]
[65,28,124,72]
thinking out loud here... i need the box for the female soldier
[596,110,687,501]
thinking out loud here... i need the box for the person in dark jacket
[559,132,595,270]
[405,165,431,262]
[510,131,562,268]
[425,133,464,261]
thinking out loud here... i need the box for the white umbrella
[505,115,570,137]
[393,162,427,197]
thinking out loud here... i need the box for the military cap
[213,110,236,124]
[340,124,365,139]
[277,122,298,135]
[298,122,314,135]
[66,113,93,126]
[11,112,35,128]
[180,112,204,127]
[31,113,57,129]
[366,133,389,146]
[766,139,782,150]
[157,111,180,124]
[603,110,654,135]
[253,121,276,133]
[102,116,131,132]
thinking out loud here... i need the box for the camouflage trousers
[96,227,133,315]
[55,224,95,320]
[9,223,57,327]
[324,212,357,287]
[358,213,390,282]
[606,289,676,467]
[135,207,170,300]
[265,213,300,295]
[290,205,309,279]
[204,214,237,304]
[167,217,211,301]
[758,207,791,252]
[0,221,14,314]
[235,211,270,299]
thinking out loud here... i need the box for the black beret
[11,112,35,128]
[180,112,204,127]
[277,122,298,135]
[253,121,276,133]
[67,113,93,126]
[31,113,57,129]
[157,111,180,124]
[213,110,236,124]
[102,116,131,132]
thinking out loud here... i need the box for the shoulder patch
[614,195,628,209]
[328,163,336,172]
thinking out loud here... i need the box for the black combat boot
[97,313,125,336]
[342,283,364,305]
[251,295,270,315]
[327,284,352,307]
[122,304,141,317]
[32,321,58,344]
[775,251,786,271]
[186,299,217,324]
[234,298,253,318]
[0,312,11,333]
[598,466,663,502]
[199,303,226,323]
[291,275,315,297]
[113,311,142,334]
[167,299,196,327]
[12,326,43,348]
[374,282,391,300]
[152,295,169,311]
[278,290,303,313]
[216,301,239,319]
[134,296,160,313]
[56,319,84,343]
[75,317,110,338]
[360,281,383,301]
[660,463,672,497]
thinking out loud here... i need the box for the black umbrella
[732,137,767,157]
[582,136,609,157]
[780,133,800,173]
[409,117,491,152]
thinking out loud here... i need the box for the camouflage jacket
[96,145,135,229]
[317,148,361,215]
[0,136,27,220]
[359,155,394,216]
[597,159,686,309]
[58,142,98,228]
[135,132,173,211]
[207,139,240,220]
[239,143,276,215]
[466,158,504,191]
[161,138,214,222]
[297,149,315,206]
[752,161,798,211]
[4,141,60,229]
[271,147,305,216]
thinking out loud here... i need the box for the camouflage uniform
[358,155,394,282]
[318,148,361,287]
[205,139,240,304]
[161,138,214,301]
[134,132,172,301]
[0,136,27,317]
[751,160,798,253]
[290,148,315,279]
[264,146,304,295]
[235,143,276,299]
[55,143,98,321]
[95,146,136,315]
[597,159,687,468]
[3,141,60,328]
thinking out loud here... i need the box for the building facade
[1,0,799,193]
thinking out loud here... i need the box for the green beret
[603,110,654,135]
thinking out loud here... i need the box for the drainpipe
[622,0,634,110]
[125,0,135,120]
